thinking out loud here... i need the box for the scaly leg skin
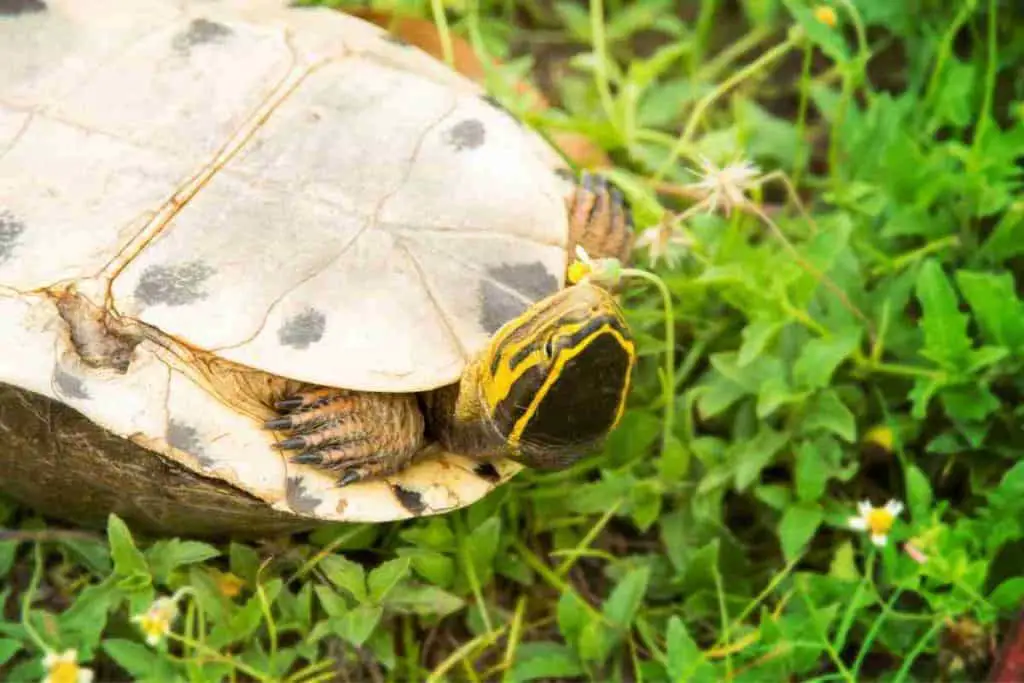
[266,389,425,487]
[566,171,634,267]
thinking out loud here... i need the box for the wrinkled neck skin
[420,358,591,469]
[421,358,508,461]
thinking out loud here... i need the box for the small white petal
[79,669,95,683]
[574,245,591,262]
[857,500,874,516]
[848,516,868,530]
[43,652,58,668]
[146,633,161,646]
[884,500,904,517]
[870,534,888,547]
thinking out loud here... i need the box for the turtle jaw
[472,283,636,469]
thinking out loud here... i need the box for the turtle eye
[542,337,555,359]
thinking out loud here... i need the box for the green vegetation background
[3,0,1024,680]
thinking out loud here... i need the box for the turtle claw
[265,388,425,487]
[338,469,363,487]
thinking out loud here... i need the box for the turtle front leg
[265,389,425,486]
[566,171,634,267]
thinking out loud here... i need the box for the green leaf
[783,0,850,63]
[330,605,382,647]
[779,503,823,560]
[795,440,828,502]
[511,642,584,682]
[229,543,261,584]
[916,259,973,368]
[905,464,933,521]
[106,514,149,579]
[793,329,861,389]
[990,578,1024,610]
[577,618,612,663]
[399,548,454,588]
[658,433,690,481]
[955,270,1024,350]
[146,540,220,583]
[0,541,15,577]
[738,319,785,366]
[666,616,715,682]
[978,207,1024,262]
[829,541,859,581]
[800,389,857,442]
[557,591,589,645]
[602,566,650,630]
[314,585,347,618]
[734,426,789,491]
[383,583,465,617]
[103,639,171,679]
[0,638,21,668]
[368,558,411,604]
[320,555,367,603]
[464,516,502,585]
[940,383,1001,423]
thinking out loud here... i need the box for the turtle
[0,0,637,537]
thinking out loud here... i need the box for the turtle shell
[0,0,574,534]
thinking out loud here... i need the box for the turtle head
[475,282,635,468]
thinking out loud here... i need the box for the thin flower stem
[554,499,623,577]
[425,626,507,683]
[655,33,800,181]
[623,268,675,453]
[168,632,273,682]
[20,544,49,653]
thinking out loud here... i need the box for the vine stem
[622,268,675,453]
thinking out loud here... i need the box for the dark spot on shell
[382,32,410,47]
[392,484,427,515]
[287,477,322,515]
[0,211,25,265]
[167,420,216,467]
[0,0,45,15]
[444,119,485,151]
[134,261,214,306]
[277,308,326,349]
[53,366,89,399]
[172,18,232,53]
[478,263,559,334]
[473,462,501,483]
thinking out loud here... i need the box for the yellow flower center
[813,6,838,27]
[866,508,895,536]
[49,661,81,683]
[139,612,170,640]
[567,261,591,284]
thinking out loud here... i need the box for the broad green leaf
[330,605,382,647]
[313,585,348,618]
[779,503,823,560]
[0,638,20,668]
[399,548,454,588]
[916,259,972,368]
[783,0,850,63]
[106,514,149,579]
[666,616,716,682]
[146,540,220,583]
[557,591,589,645]
[0,541,15,577]
[829,541,859,581]
[990,578,1024,610]
[464,516,502,584]
[368,557,411,604]
[383,583,465,617]
[800,389,857,442]
[577,618,612,663]
[103,639,173,680]
[399,518,455,552]
[60,577,120,647]
[793,329,862,389]
[978,208,1024,262]
[905,465,933,520]
[940,383,1001,423]
[955,270,1024,350]
[756,376,809,418]
[320,555,367,603]
[229,543,261,584]
[795,440,828,502]
[738,319,785,366]
[511,642,584,682]
[602,566,651,630]
[659,433,690,481]
[734,426,789,491]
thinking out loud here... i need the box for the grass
[4,0,1024,680]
